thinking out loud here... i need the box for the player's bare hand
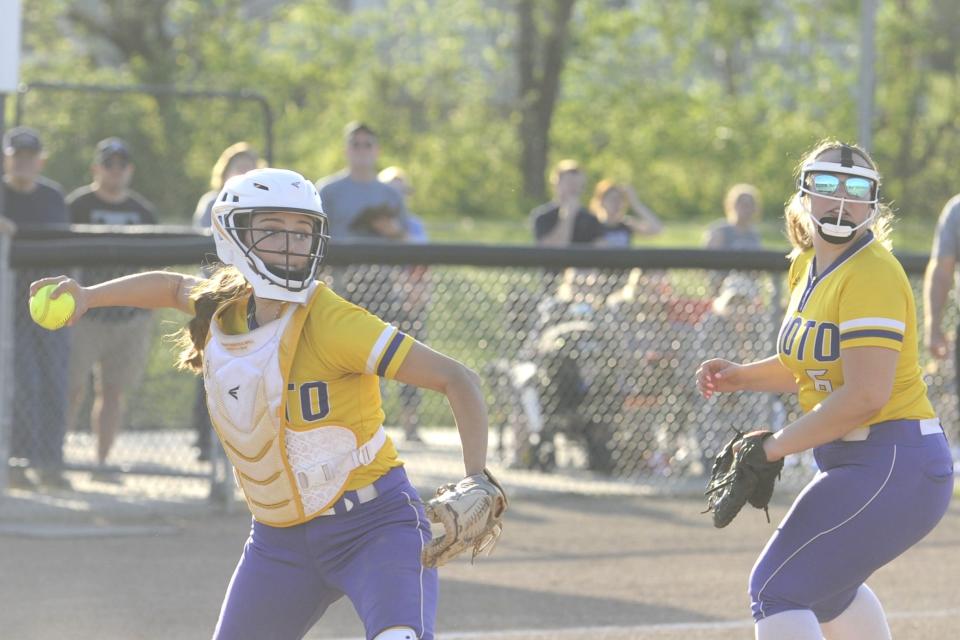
[29,275,90,327]
[926,328,949,360]
[0,216,17,235]
[696,358,743,399]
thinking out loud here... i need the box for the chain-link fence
[2,230,956,499]
[0,233,14,491]
[14,82,275,228]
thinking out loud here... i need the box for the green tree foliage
[18,0,273,221]
[873,0,960,218]
[13,0,960,237]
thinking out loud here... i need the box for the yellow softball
[29,284,76,330]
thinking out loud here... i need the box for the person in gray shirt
[703,183,763,250]
[314,122,405,242]
[923,193,960,459]
[924,194,960,360]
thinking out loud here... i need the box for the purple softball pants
[749,419,953,622]
[213,466,438,640]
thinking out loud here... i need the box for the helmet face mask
[211,169,330,303]
[224,208,328,290]
[796,155,881,245]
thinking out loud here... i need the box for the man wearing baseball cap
[2,126,74,490]
[65,137,158,480]
[67,137,154,223]
[2,126,70,230]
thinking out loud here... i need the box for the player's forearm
[0,216,16,235]
[86,271,193,313]
[625,215,662,236]
[627,200,663,234]
[538,220,574,246]
[764,387,884,460]
[736,356,799,393]
[443,366,489,476]
[923,265,951,334]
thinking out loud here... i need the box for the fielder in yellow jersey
[779,240,935,424]
[697,141,952,640]
[31,168,507,640]
[214,282,411,496]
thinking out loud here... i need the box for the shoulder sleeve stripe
[365,325,397,375]
[840,329,904,342]
[839,317,906,332]
[377,331,408,376]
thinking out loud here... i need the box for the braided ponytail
[173,266,250,373]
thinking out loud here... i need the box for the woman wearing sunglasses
[696,140,953,639]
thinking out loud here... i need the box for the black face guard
[224,208,330,292]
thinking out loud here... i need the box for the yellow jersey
[778,231,934,423]
[217,282,413,491]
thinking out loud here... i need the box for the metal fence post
[0,233,13,491]
[768,274,786,430]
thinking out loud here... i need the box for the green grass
[423,216,936,254]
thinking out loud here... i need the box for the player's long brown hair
[172,266,250,373]
[784,139,894,258]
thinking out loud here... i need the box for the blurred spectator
[923,193,960,458]
[190,142,262,461]
[346,201,428,442]
[193,142,263,229]
[703,183,763,250]
[348,203,407,240]
[315,122,405,242]
[378,165,427,242]
[589,179,663,246]
[703,183,763,296]
[0,214,14,235]
[2,126,73,490]
[379,166,432,441]
[66,137,158,478]
[924,193,960,362]
[316,124,427,441]
[531,159,605,246]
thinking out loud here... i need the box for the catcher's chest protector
[204,288,377,526]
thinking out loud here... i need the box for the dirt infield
[1,472,957,640]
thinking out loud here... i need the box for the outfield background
[5,2,960,637]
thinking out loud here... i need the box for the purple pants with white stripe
[213,466,438,640]
[749,419,953,622]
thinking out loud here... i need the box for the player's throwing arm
[31,168,507,640]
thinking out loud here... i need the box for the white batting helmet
[211,168,329,303]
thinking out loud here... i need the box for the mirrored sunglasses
[811,174,873,200]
